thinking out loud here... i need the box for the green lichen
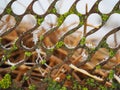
[69,9,75,15]
[6,8,12,14]
[51,8,57,14]
[101,40,109,48]
[95,2,99,12]
[79,16,84,26]
[69,4,81,16]
[57,15,65,26]
[77,12,82,17]
[37,17,44,25]
[114,5,120,14]
[57,5,82,26]
[101,14,109,22]
[100,41,116,57]
[114,10,120,14]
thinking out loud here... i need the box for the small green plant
[108,70,115,80]
[110,81,120,90]
[10,65,16,71]
[60,86,67,90]
[3,50,12,59]
[45,78,67,90]
[22,75,29,81]
[39,35,44,41]
[86,78,96,87]
[46,48,54,54]
[66,74,71,80]
[12,44,18,51]
[96,65,101,69]
[89,47,96,53]
[40,59,46,65]
[114,9,120,14]
[82,87,88,90]
[56,41,64,49]
[101,40,109,48]
[109,49,116,57]
[0,74,12,89]
[2,56,7,61]
[99,85,108,90]
[25,51,32,57]
[28,84,36,90]
[47,80,61,90]
[72,81,81,90]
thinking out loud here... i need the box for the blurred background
[0,0,120,48]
